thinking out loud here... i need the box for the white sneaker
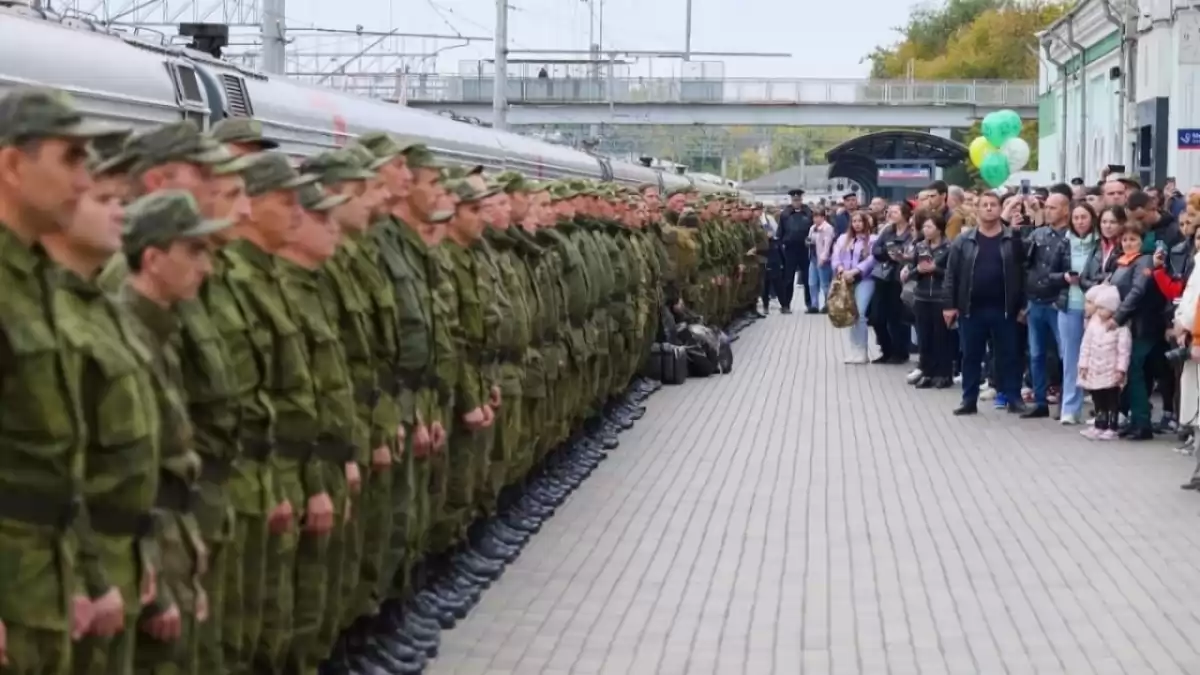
[844,354,868,364]
[906,368,923,384]
[979,386,997,401]
[1059,413,1079,425]
[953,374,962,385]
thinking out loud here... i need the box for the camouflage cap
[241,152,318,197]
[297,182,350,212]
[87,130,134,175]
[210,117,279,149]
[0,86,118,146]
[123,121,234,174]
[122,190,231,254]
[357,131,416,162]
[209,152,261,177]
[446,178,499,204]
[300,149,375,185]
[404,144,446,171]
[347,144,389,171]
[495,170,530,193]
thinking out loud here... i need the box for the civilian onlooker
[1052,202,1098,424]
[1108,219,1163,440]
[1128,188,1183,251]
[903,211,952,388]
[869,201,915,364]
[1078,284,1132,440]
[806,208,835,313]
[1085,185,1104,211]
[1021,192,1072,418]
[833,210,877,364]
[944,191,1027,415]
[925,180,966,241]
[833,192,858,239]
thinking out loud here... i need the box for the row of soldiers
[0,85,767,675]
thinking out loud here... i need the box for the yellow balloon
[969,136,996,168]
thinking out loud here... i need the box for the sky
[174,0,928,79]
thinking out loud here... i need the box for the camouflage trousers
[134,512,203,675]
[255,458,319,675]
[428,421,486,554]
[314,462,351,663]
[224,459,271,675]
[72,534,141,675]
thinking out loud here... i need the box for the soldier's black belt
[479,348,522,363]
[276,438,356,464]
[155,473,196,513]
[88,504,153,538]
[0,488,80,530]
[355,383,381,408]
[239,435,272,462]
[199,456,233,485]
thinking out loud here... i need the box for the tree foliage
[869,0,1070,80]
[729,148,769,182]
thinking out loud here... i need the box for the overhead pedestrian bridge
[380,75,1038,128]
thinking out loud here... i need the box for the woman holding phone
[902,211,953,387]
[1051,202,1099,424]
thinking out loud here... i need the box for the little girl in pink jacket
[1078,284,1132,440]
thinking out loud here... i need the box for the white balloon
[999,137,1031,173]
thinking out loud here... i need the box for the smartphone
[1019,179,1031,195]
[1107,163,1127,175]
[1156,240,1168,255]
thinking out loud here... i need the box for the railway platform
[427,312,1200,675]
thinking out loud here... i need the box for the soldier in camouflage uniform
[117,191,232,675]
[219,153,337,675]
[274,180,364,674]
[0,87,121,675]
[41,131,158,675]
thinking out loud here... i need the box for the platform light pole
[261,0,286,74]
[494,0,509,130]
[684,0,692,60]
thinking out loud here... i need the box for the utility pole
[493,0,509,130]
[684,0,692,60]
[261,0,287,74]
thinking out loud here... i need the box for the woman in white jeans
[832,211,879,363]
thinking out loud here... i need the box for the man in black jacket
[775,188,813,314]
[943,191,1028,416]
[1020,192,1071,419]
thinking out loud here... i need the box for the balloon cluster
[968,109,1030,188]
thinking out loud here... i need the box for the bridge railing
[358,75,1037,107]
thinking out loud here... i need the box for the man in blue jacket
[775,188,813,314]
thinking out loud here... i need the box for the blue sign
[1179,128,1200,149]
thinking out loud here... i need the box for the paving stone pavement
[426,311,1200,675]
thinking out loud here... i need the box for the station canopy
[824,130,969,200]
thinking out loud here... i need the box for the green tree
[869,0,1069,80]
[729,148,769,182]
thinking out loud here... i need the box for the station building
[1038,0,1200,189]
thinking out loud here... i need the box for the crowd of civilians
[765,175,1200,486]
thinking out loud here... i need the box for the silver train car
[0,4,751,200]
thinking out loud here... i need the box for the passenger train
[0,3,747,199]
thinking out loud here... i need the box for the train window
[175,66,204,103]
[220,74,254,118]
[184,110,206,129]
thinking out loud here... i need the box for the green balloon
[982,109,1023,147]
[979,151,1011,188]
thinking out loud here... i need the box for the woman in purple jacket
[833,211,878,363]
